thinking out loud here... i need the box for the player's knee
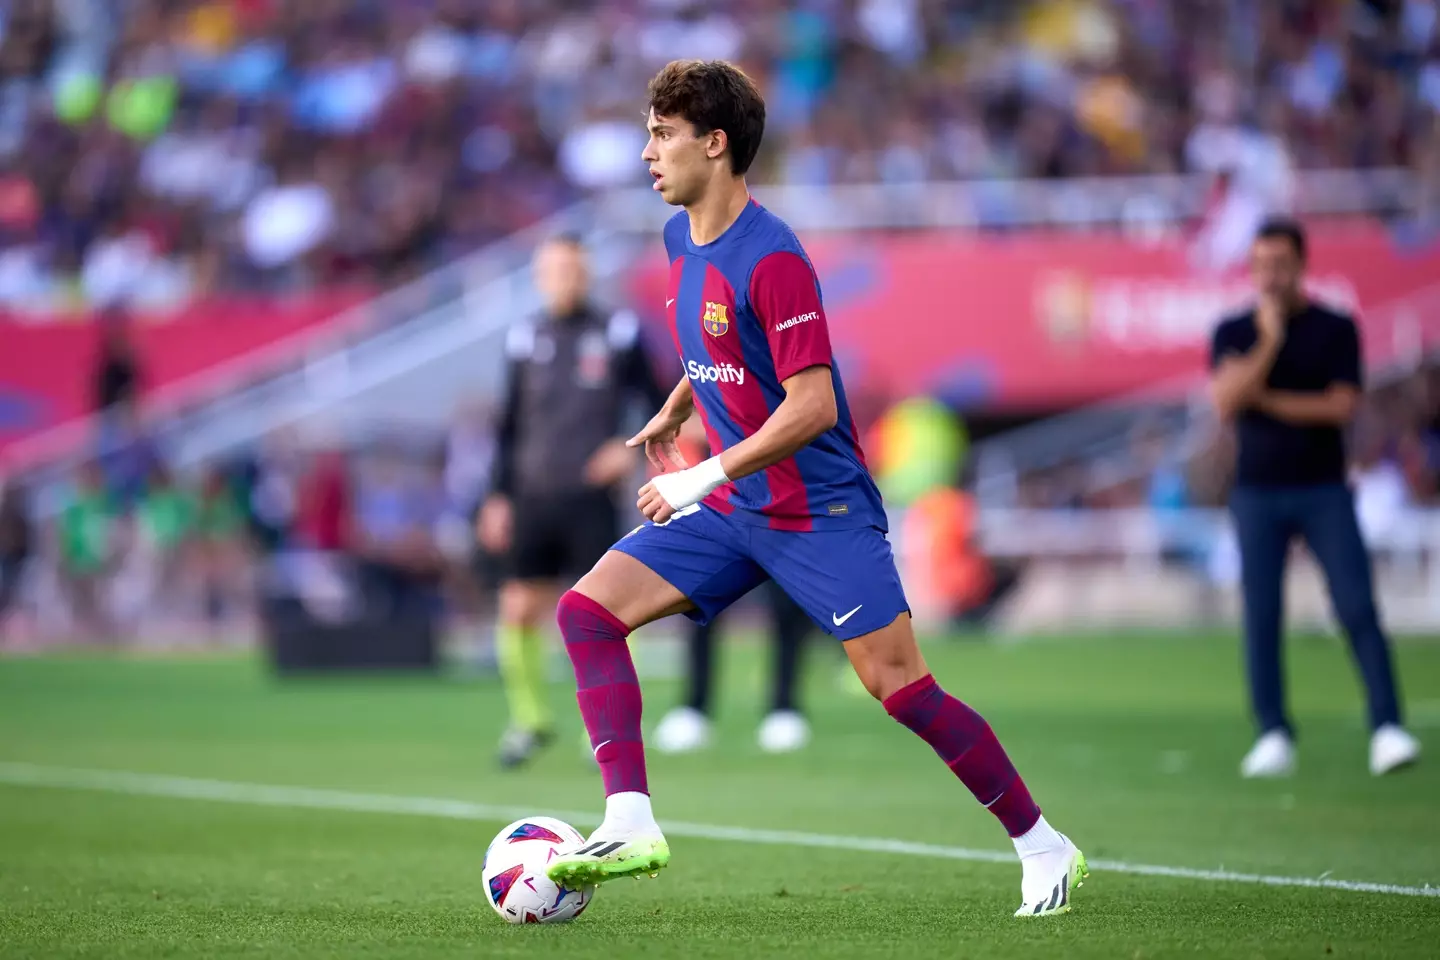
[554,587,634,651]
[843,615,927,701]
[568,566,627,628]
[554,589,589,632]
[862,664,923,702]
[571,550,691,630]
[849,643,927,701]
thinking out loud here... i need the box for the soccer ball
[482,817,596,924]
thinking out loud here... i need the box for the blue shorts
[613,504,910,641]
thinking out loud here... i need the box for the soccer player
[1209,218,1420,778]
[478,235,667,768]
[545,60,1086,918]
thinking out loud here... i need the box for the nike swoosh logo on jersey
[832,605,863,627]
[665,298,675,307]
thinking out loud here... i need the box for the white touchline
[0,762,1435,899]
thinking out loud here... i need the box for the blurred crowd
[0,306,503,645]
[0,396,503,647]
[1,0,1438,313]
[0,441,256,646]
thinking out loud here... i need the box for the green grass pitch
[2,630,1439,958]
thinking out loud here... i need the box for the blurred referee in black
[477,234,667,768]
[1208,218,1418,779]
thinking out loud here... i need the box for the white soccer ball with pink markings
[482,817,596,924]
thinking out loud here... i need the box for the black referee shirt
[492,302,667,500]
[1209,302,1362,488]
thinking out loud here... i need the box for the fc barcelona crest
[702,301,730,336]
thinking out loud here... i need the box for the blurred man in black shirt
[1209,218,1418,779]
[477,235,667,768]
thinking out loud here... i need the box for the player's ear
[705,129,728,162]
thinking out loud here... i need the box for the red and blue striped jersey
[662,199,886,533]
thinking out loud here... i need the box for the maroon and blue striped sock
[883,674,1041,837]
[557,590,648,797]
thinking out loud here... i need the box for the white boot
[1013,817,1088,917]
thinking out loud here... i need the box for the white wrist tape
[651,455,729,511]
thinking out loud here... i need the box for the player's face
[534,241,587,315]
[642,108,711,207]
[1250,236,1304,301]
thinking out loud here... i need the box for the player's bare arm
[717,366,836,479]
[635,366,836,524]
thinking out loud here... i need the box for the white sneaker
[653,706,711,754]
[1014,836,1088,917]
[1240,730,1296,778]
[757,710,810,753]
[1369,724,1420,776]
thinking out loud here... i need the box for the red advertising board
[3,223,1435,458]
[0,291,368,452]
[629,223,1440,409]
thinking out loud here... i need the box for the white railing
[595,168,1415,233]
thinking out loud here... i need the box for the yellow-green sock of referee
[496,623,551,733]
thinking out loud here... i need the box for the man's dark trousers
[1229,483,1402,736]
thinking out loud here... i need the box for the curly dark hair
[646,59,766,176]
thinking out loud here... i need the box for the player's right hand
[476,496,512,553]
[626,408,691,473]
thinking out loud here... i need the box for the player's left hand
[636,456,729,524]
[637,479,676,524]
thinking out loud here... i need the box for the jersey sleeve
[750,251,833,383]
